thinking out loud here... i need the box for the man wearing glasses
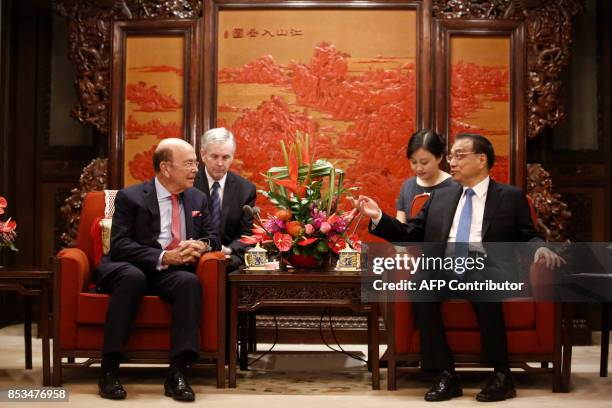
[95,138,221,401]
[351,133,563,402]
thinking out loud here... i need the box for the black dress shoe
[424,370,463,401]
[164,371,195,402]
[476,371,516,402]
[98,371,127,400]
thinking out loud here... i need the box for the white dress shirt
[155,177,186,269]
[447,176,489,243]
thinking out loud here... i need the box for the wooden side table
[228,267,380,390]
[0,266,52,386]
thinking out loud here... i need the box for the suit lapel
[144,179,161,236]
[200,169,211,200]
[221,172,235,232]
[482,179,502,240]
[182,190,194,239]
[441,185,463,240]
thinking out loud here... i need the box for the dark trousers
[412,301,508,371]
[99,263,202,358]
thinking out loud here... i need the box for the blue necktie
[454,188,475,266]
[210,181,221,233]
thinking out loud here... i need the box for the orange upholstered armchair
[384,193,568,392]
[52,191,227,388]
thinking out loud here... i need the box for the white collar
[155,177,173,200]
[463,176,490,199]
[205,167,228,191]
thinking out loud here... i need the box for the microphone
[243,205,263,226]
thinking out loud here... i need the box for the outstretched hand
[347,195,382,221]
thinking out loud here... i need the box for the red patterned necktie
[166,194,181,250]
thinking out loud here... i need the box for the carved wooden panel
[526,162,571,242]
[59,158,108,247]
[433,0,584,139]
[54,0,203,136]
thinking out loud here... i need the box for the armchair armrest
[196,251,227,353]
[529,262,558,352]
[55,247,91,349]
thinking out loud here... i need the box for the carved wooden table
[0,266,52,386]
[228,267,380,389]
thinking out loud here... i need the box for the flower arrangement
[240,133,361,267]
[0,196,18,251]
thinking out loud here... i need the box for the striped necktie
[210,181,221,233]
[454,188,475,270]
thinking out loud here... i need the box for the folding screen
[434,19,525,185]
[204,0,431,218]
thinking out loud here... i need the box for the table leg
[601,302,609,377]
[369,304,380,390]
[24,296,32,370]
[41,282,50,386]
[248,313,257,352]
[561,303,574,392]
[239,312,249,371]
[229,284,238,388]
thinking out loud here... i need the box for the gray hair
[200,127,236,152]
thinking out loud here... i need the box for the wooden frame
[203,0,432,136]
[109,19,201,188]
[434,19,526,187]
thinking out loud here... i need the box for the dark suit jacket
[372,179,543,280]
[95,178,221,283]
[194,168,256,266]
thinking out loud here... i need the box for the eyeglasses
[446,151,480,163]
[171,160,198,169]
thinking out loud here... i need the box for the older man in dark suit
[95,138,221,401]
[194,127,256,270]
[351,133,563,402]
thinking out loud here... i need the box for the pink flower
[304,224,314,234]
[264,218,285,233]
[320,222,331,234]
[311,208,327,229]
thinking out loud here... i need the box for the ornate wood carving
[433,0,584,139]
[239,286,362,307]
[54,0,203,136]
[526,163,571,242]
[59,158,109,247]
[256,315,369,329]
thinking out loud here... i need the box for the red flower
[286,220,304,237]
[297,237,318,246]
[347,233,361,251]
[273,232,293,252]
[274,209,293,222]
[327,235,347,254]
[271,145,307,198]
[239,235,261,245]
[0,196,6,215]
[0,219,16,233]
